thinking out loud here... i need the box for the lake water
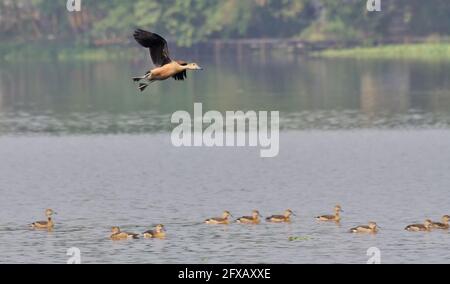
[0,54,449,264]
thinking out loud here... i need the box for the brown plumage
[205,211,232,225]
[236,210,262,224]
[110,227,139,241]
[405,220,434,232]
[132,29,202,91]
[266,209,295,223]
[316,205,343,222]
[143,224,166,239]
[31,209,56,230]
[432,215,450,230]
[350,222,379,234]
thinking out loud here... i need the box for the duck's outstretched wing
[134,29,172,67]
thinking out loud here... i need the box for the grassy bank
[318,43,450,61]
[3,42,450,62]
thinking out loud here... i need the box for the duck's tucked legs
[132,71,152,82]
[138,80,157,92]
[138,83,149,92]
[133,72,155,92]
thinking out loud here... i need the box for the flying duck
[31,209,56,230]
[132,29,203,92]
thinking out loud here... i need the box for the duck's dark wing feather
[266,215,283,220]
[318,215,334,219]
[173,71,187,81]
[173,61,187,81]
[134,29,172,67]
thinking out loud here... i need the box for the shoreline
[2,41,450,62]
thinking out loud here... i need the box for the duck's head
[185,63,203,70]
[443,215,450,222]
[285,209,295,217]
[223,211,232,218]
[369,222,378,229]
[45,209,56,217]
[111,227,121,234]
[425,219,433,227]
[252,210,262,218]
[335,205,343,212]
[156,224,165,232]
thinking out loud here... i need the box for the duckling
[236,210,262,224]
[431,215,450,230]
[31,209,56,230]
[316,205,343,222]
[350,222,379,234]
[110,227,139,241]
[205,211,233,225]
[143,224,166,239]
[266,209,295,223]
[405,220,434,232]
[133,29,203,92]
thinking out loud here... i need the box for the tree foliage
[0,0,449,46]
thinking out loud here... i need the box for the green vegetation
[1,0,450,60]
[318,43,450,61]
[288,236,313,241]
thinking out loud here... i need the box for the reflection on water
[1,54,450,264]
[1,54,450,134]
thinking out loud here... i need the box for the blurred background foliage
[0,0,449,47]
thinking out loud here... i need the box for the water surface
[0,54,449,264]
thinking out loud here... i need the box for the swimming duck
[236,210,262,224]
[266,209,295,223]
[316,205,343,222]
[31,209,56,230]
[350,222,379,234]
[405,220,434,232]
[143,224,166,239]
[110,227,139,241]
[132,29,203,92]
[205,211,233,225]
[431,215,450,230]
